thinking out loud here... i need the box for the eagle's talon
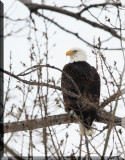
[70,110,77,118]
[69,110,74,117]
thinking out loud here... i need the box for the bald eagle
[61,48,100,136]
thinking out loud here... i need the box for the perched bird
[61,48,100,136]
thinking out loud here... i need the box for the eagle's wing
[61,61,100,111]
[72,62,100,103]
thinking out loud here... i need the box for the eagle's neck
[69,54,87,63]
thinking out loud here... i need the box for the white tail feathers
[79,122,94,136]
[69,110,94,136]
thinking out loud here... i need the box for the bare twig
[0,68,78,99]
[18,1,125,41]
[78,2,121,15]
[36,11,125,51]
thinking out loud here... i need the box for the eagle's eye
[73,50,77,52]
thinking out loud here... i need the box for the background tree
[2,0,125,159]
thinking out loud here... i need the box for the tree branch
[18,1,124,41]
[0,68,78,99]
[2,67,125,133]
[1,66,125,106]
[100,88,125,109]
[78,2,121,15]
[36,11,125,51]
[4,111,123,134]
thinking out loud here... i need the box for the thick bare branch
[4,114,74,133]
[18,1,124,41]
[4,110,122,133]
[36,11,125,51]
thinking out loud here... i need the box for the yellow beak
[66,50,73,56]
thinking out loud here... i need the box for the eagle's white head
[66,47,87,63]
